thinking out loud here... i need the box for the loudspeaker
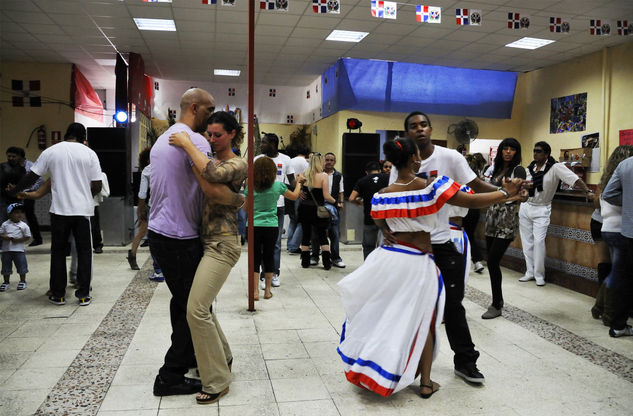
[341,133,380,199]
[87,127,130,198]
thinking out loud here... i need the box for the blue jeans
[602,232,633,329]
[236,207,246,239]
[2,251,28,275]
[326,204,341,261]
[286,221,302,252]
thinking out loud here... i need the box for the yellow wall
[0,62,74,161]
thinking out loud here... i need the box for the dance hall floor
[1,234,632,415]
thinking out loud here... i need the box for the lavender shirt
[148,123,212,239]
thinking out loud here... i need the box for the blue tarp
[321,58,517,119]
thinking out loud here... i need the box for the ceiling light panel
[505,37,555,50]
[133,18,176,31]
[326,30,369,43]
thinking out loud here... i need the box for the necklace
[393,177,417,186]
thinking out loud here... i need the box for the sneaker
[473,261,485,273]
[333,259,346,268]
[271,274,280,287]
[17,281,27,290]
[535,277,546,286]
[288,248,302,255]
[310,257,319,266]
[259,277,266,290]
[519,275,535,282]
[149,272,165,282]
[78,296,91,306]
[153,375,201,397]
[609,325,633,338]
[48,295,66,305]
[0,282,9,292]
[454,364,485,384]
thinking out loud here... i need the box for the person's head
[492,138,522,178]
[533,141,551,163]
[7,203,24,222]
[381,160,392,175]
[404,111,433,151]
[305,152,324,188]
[383,137,420,172]
[6,147,25,166]
[138,147,151,171]
[180,88,216,133]
[324,152,336,172]
[64,122,86,142]
[253,157,277,192]
[599,145,633,191]
[206,111,243,154]
[365,161,381,174]
[260,133,279,157]
[294,142,309,157]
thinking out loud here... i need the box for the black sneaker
[454,363,485,383]
[153,375,201,396]
[48,295,65,305]
[78,296,91,306]
[609,325,633,338]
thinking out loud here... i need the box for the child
[0,203,31,291]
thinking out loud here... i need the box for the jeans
[485,236,513,309]
[149,230,203,383]
[432,241,479,367]
[1,251,28,275]
[50,214,92,298]
[286,221,302,252]
[362,224,379,260]
[602,232,633,330]
[236,207,246,239]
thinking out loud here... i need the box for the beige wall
[0,62,74,161]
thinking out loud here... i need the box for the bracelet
[497,187,509,197]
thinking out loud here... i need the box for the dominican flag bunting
[201,0,217,4]
[313,0,339,14]
[617,20,630,35]
[508,12,529,29]
[469,9,482,26]
[549,17,570,33]
[456,8,469,25]
[590,19,610,35]
[11,80,41,107]
[384,1,397,19]
[416,5,441,24]
[260,0,287,11]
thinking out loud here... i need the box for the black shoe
[94,247,103,254]
[454,364,485,384]
[48,295,66,305]
[127,250,140,270]
[29,240,43,247]
[140,239,149,247]
[78,296,91,306]
[153,375,202,396]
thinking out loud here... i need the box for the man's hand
[381,225,396,245]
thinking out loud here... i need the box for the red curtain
[71,64,104,123]
[128,53,151,118]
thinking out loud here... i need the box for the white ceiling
[1,0,632,89]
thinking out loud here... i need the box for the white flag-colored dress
[337,176,460,397]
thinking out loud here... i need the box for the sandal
[264,292,273,299]
[0,282,9,292]
[17,281,27,290]
[196,387,229,404]
[420,381,440,399]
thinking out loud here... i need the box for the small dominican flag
[416,5,441,24]
[617,20,630,35]
[313,0,327,13]
[590,19,604,35]
[202,0,217,4]
[550,17,562,32]
[371,0,384,18]
[260,0,287,11]
[228,87,235,96]
[508,12,520,29]
[269,88,276,97]
[456,8,469,25]
[287,115,294,124]
[11,80,41,107]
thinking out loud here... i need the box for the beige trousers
[186,234,241,394]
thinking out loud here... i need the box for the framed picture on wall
[550,92,587,134]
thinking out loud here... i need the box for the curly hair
[599,145,633,191]
[208,111,244,149]
[253,157,277,192]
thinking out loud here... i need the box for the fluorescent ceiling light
[142,0,173,2]
[133,18,176,31]
[214,69,241,77]
[326,30,369,43]
[505,37,555,50]
[95,59,116,66]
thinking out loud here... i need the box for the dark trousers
[149,230,203,383]
[23,199,42,242]
[462,209,482,262]
[50,214,92,298]
[362,224,379,260]
[253,226,278,273]
[432,241,479,367]
[91,206,103,249]
[485,236,513,309]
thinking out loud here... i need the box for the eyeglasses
[533,149,544,153]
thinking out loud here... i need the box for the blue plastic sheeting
[321,58,517,119]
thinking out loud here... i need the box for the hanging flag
[416,5,441,24]
[222,0,236,6]
[384,1,397,19]
[328,0,340,14]
[616,20,630,35]
[202,0,217,4]
[313,0,339,14]
[508,12,529,29]
[549,17,570,33]
[590,19,610,35]
[469,9,482,26]
[371,0,384,18]
[11,80,41,107]
[260,0,287,11]
[456,9,469,25]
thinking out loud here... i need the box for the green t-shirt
[245,182,288,227]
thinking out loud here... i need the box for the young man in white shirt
[518,141,591,286]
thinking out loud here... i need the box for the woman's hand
[296,174,305,184]
[501,177,523,197]
[168,131,192,148]
[17,191,34,200]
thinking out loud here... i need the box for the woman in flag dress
[337,137,523,399]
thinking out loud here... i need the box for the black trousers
[432,241,480,368]
[23,199,42,242]
[149,230,203,383]
[253,226,278,273]
[91,206,103,249]
[50,214,92,298]
[462,209,482,262]
[485,236,513,309]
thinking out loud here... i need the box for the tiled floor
[1,235,632,416]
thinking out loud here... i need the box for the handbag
[309,188,331,219]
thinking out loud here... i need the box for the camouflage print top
[200,156,248,237]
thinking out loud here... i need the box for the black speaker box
[87,127,130,198]
[341,133,380,198]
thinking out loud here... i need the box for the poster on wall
[581,131,600,172]
[550,92,587,133]
[619,128,633,145]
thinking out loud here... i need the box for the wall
[0,62,74,161]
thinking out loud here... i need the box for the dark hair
[534,141,551,156]
[208,111,244,148]
[253,157,277,192]
[404,111,432,131]
[139,147,151,171]
[365,161,381,172]
[262,133,279,150]
[383,137,418,170]
[6,147,25,158]
[324,152,336,159]
[64,122,86,141]
[492,138,522,178]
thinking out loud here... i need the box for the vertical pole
[247,0,255,312]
